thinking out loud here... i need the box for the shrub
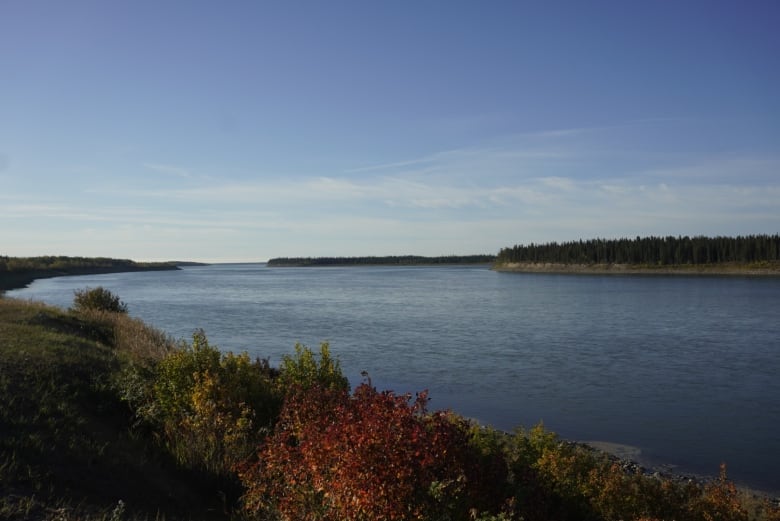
[689,464,749,521]
[502,425,598,520]
[500,425,776,521]
[135,330,280,476]
[276,342,350,395]
[239,383,512,521]
[72,286,128,313]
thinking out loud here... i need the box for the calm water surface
[8,264,780,493]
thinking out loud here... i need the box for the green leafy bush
[134,330,280,476]
[276,342,350,395]
[72,286,128,313]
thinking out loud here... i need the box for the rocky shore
[575,440,780,508]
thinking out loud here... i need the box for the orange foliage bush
[691,464,749,521]
[239,383,511,521]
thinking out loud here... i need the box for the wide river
[7,264,780,493]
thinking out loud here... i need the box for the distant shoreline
[493,261,780,276]
[267,255,496,267]
[0,262,184,293]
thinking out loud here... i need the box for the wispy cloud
[98,126,780,221]
[343,157,437,174]
[142,162,193,178]
[4,121,778,261]
[342,133,580,179]
[638,158,780,184]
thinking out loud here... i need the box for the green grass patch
[0,298,230,520]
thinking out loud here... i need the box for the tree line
[267,255,496,267]
[0,255,179,291]
[495,235,780,266]
[0,255,142,272]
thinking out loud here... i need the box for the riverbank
[0,297,225,520]
[493,261,780,276]
[580,440,779,504]
[1,296,778,519]
[0,257,184,293]
[576,440,780,514]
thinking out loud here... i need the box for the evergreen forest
[495,235,780,266]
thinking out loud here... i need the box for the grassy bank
[1,294,779,520]
[0,298,230,520]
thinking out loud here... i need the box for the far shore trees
[495,234,780,266]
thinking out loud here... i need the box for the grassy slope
[0,299,227,520]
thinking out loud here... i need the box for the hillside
[0,298,227,520]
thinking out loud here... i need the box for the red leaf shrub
[239,383,510,520]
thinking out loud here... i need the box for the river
[7,264,780,493]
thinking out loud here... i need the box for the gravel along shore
[578,440,780,507]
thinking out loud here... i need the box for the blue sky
[1,1,778,262]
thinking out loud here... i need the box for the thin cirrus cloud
[7,123,776,261]
[120,132,588,210]
[136,175,544,210]
[122,128,780,224]
[638,158,780,184]
[142,162,193,178]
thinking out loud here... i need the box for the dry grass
[77,308,176,363]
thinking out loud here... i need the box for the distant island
[494,235,780,275]
[0,256,186,292]
[267,254,496,267]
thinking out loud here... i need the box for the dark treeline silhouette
[0,256,179,291]
[267,255,496,267]
[495,235,780,266]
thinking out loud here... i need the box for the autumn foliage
[110,332,779,521]
[131,330,281,476]
[238,383,511,520]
